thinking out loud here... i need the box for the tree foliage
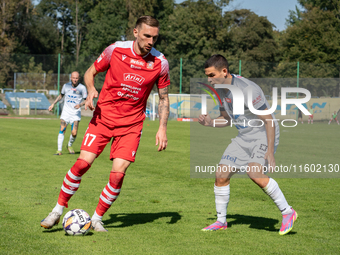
[280,5,340,79]
[0,0,339,97]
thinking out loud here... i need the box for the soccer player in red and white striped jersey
[41,16,170,232]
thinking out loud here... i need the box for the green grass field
[1,117,340,254]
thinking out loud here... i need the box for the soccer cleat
[54,151,62,155]
[91,220,108,232]
[40,212,61,229]
[201,221,228,231]
[279,208,298,235]
[67,145,75,154]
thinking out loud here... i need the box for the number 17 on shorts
[80,123,111,156]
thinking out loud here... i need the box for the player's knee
[111,159,130,173]
[111,165,128,173]
[60,126,66,133]
[247,170,262,180]
[71,130,77,137]
[215,165,234,180]
[215,178,230,186]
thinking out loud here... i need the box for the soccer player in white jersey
[48,71,87,155]
[199,54,297,235]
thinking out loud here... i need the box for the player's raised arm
[258,112,276,171]
[84,64,99,111]
[155,86,169,151]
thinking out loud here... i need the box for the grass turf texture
[0,118,339,254]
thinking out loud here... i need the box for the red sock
[57,159,91,208]
[95,171,125,216]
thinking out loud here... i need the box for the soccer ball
[62,209,92,236]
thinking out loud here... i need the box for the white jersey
[221,74,279,146]
[60,82,87,120]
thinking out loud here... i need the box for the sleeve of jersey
[82,86,88,99]
[244,86,267,110]
[93,44,116,72]
[61,84,66,95]
[157,56,170,89]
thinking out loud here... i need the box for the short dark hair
[204,54,229,73]
[135,16,159,29]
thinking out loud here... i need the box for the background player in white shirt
[48,71,87,155]
[199,54,297,235]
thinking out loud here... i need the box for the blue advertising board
[5,92,50,110]
[0,101,7,109]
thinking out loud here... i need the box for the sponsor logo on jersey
[130,64,141,70]
[130,59,144,67]
[147,61,154,69]
[123,73,145,85]
[122,54,127,61]
[226,98,232,103]
[252,95,262,105]
[132,151,136,157]
[221,154,237,163]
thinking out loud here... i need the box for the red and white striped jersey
[93,40,170,127]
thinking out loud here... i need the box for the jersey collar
[131,41,151,58]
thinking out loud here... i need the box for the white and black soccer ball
[62,209,92,236]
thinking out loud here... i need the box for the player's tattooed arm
[155,86,169,151]
[48,94,64,112]
[75,99,86,109]
[158,86,170,128]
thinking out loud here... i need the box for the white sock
[52,202,65,215]
[68,134,76,147]
[262,178,292,215]
[214,184,230,224]
[58,133,64,151]
[91,211,103,222]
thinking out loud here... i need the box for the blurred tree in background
[0,0,339,96]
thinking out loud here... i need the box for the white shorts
[60,111,81,125]
[219,136,277,170]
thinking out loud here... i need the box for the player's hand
[74,104,80,109]
[85,89,98,111]
[155,128,168,151]
[265,151,275,172]
[198,114,212,126]
[48,104,54,112]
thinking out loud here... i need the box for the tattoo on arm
[158,86,169,127]
[54,94,63,105]
[79,100,86,107]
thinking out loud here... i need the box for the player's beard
[137,40,152,55]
